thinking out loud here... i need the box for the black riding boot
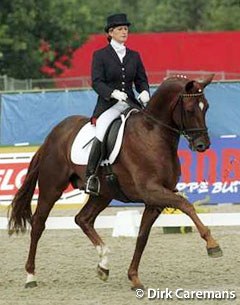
[85,138,102,196]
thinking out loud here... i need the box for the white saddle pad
[71,109,138,165]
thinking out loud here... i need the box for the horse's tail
[8,148,42,235]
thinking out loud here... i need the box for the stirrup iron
[85,174,100,196]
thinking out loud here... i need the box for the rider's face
[109,26,129,44]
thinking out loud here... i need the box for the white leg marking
[96,245,110,270]
[26,273,36,283]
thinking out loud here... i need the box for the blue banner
[0,90,97,145]
[1,82,240,145]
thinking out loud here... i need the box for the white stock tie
[111,40,126,63]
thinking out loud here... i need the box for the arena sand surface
[0,206,240,305]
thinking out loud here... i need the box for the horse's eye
[186,109,195,115]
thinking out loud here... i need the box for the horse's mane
[151,74,189,101]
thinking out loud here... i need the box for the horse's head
[169,74,214,152]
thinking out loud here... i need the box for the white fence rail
[1,71,240,92]
[1,213,240,236]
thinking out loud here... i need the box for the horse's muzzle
[189,136,211,152]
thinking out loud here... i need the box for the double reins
[126,98,180,134]
[126,91,208,140]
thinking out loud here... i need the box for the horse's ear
[201,74,215,88]
[185,80,195,92]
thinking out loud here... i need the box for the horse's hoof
[97,264,109,281]
[25,281,38,288]
[207,246,223,258]
[131,284,145,291]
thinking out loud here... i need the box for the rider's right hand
[111,89,128,102]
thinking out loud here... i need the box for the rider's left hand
[138,90,150,107]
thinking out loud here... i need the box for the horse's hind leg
[128,206,163,290]
[25,173,69,288]
[75,195,111,281]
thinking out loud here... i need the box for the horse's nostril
[196,142,206,151]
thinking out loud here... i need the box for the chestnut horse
[8,74,222,290]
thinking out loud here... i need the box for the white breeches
[96,101,128,141]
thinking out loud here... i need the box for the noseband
[177,92,208,143]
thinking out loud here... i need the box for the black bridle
[127,91,208,142]
[176,92,208,143]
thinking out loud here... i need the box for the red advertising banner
[0,153,85,205]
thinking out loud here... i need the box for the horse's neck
[146,89,176,125]
[147,78,182,116]
[136,111,180,154]
[144,87,181,151]
[160,125,180,152]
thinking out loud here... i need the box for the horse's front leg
[146,187,223,257]
[128,206,163,290]
[75,195,111,281]
[175,193,223,257]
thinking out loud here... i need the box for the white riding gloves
[111,89,128,102]
[138,90,150,107]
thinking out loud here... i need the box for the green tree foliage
[142,0,207,32]
[0,0,92,78]
[202,0,240,31]
[0,0,240,79]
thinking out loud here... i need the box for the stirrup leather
[85,174,100,196]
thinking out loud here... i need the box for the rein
[127,91,208,139]
[126,99,180,134]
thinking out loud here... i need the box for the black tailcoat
[91,44,149,118]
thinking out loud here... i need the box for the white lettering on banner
[198,181,209,193]
[212,181,240,193]
[0,169,15,190]
[15,169,28,189]
[177,181,240,194]
[0,168,28,192]
[188,182,199,193]
[0,169,4,184]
